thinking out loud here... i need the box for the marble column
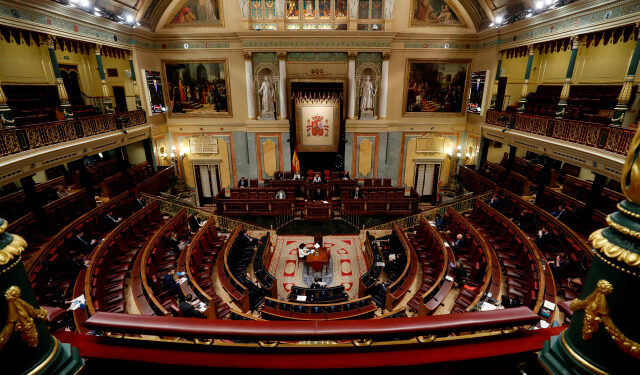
[348,52,356,119]
[517,45,535,114]
[378,53,390,120]
[95,44,114,114]
[555,36,581,119]
[278,52,287,120]
[489,52,503,110]
[46,35,73,119]
[128,52,142,110]
[244,52,256,120]
[0,80,14,127]
[612,25,640,126]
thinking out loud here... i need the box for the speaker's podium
[305,200,331,220]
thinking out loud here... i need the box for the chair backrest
[283,171,292,179]
[249,178,258,187]
[383,178,391,187]
[307,170,314,178]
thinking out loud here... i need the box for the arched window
[357,0,383,31]
[250,0,277,30]
[285,0,348,30]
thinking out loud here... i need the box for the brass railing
[366,191,493,231]
[141,193,270,233]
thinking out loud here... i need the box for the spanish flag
[292,147,300,173]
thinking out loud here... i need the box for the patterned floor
[268,235,367,300]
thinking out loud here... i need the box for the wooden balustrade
[261,296,377,320]
[486,109,633,155]
[0,110,146,157]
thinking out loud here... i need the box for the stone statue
[359,75,376,113]
[275,0,285,18]
[258,75,276,119]
[238,0,249,19]
[384,0,394,19]
[348,0,358,19]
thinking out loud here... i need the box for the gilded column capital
[244,52,252,60]
[348,52,357,60]
[277,51,286,60]
[382,52,390,61]
[95,44,102,55]
[571,35,581,50]
[46,35,56,50]
[527,44,534,55]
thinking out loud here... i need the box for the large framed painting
[166,0,223,27]
[410,0,464,27]
[403,59,470,116]
[295,99,341,152]
[163,60,232,117]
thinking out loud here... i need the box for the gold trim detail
[560,331,609,375]
[617,203,640,219]
[416,335,436,343]
[352,338,373,347]
[592,248,639,278]
[0,286,49,350]
[257,340,279,348]
[27,338,59,375]
[590,229,640,268]
[606,215,640,240]
[570,280,640,360]
[0,220,27,266]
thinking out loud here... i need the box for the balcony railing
[0,110,147,158]
[485,109,634,156]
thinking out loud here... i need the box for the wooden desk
[304,247,329,272]
[305,201,332,220]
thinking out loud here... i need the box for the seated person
[164,231,180,255]
[73,230,97,254]
[275,189,287,199]
[452,233,465,252]
[133,195,146,211]
[513,210,533,230]
[179,294,205,319]
[312,172,323,184]
[313,188,325,201]
[352,186,363,199]
[238,177,248,188]
[298,243,311,260]
[486,195,500,208]
[342,171,350,180]
[56,185,71,198]
[452,260,468,288]
[535,227,554,250]
[274,171,283,180]
[189,213,204,233]
[315,277,327,288]
[104,210,122,229]
[551,204,568,222]
[162,268,181,294]
[434,214,445,231]
[292,171,303,180]
[65,251,89,272]
[549,253,570,280]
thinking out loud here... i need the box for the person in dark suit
[452,234,465,252]
[238,177,248,187]
[133,196,146,211]
[435,214,445,231]
[535,227,554,251]
[179,294,205,318]
[486,195,500,209]
[74,230,97,254]
[162,268,180,294]
[104,210,122,229]
[313,188,325,201]
[513,210,533,230]
[453,260,468,288]
[342,171,350,180]
[274,171,283,180]
[189,213,203,233]
[549,253,569,280]
[352,186,363,199]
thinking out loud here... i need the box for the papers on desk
[196,302,207,312]
[375,262,385,267]
[321,200,329,204]
[479,301,503,311]
[539,320,550,329]
[178,277,187,284]
[68,294,86,311]
[445,275,454,282]
[543,300,556,310]
[296,295,307,302]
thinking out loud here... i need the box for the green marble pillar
[539,126,640,373]
[0,80,14,128]
[128,52,142,110]
[46,36,73,120]
[517,45,535,113]
[95,45,114,114]
[555,36,581,119]
[490,52,502,110]
[0,219,84,374]
[612,27,640,126]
